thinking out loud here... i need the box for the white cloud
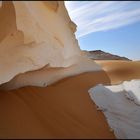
[65,1,140,38]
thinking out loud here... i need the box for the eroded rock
[0,1,101,88]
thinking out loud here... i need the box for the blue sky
[65,1,140,60]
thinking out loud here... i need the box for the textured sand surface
[0,60,140,139]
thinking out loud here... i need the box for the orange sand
[96,60,140,84]
[0,60,140,139]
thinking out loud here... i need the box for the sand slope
[96,60,140,84]
[0,60,140,138]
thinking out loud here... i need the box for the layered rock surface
[0,1,101,89]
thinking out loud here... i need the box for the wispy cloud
[65,1,140,38]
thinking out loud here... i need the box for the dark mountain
[82,50,131,61]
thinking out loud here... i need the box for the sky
[65,1,140,60]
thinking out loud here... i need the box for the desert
[0,1,140,139]
[0,60,140,138]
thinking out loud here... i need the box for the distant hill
[82,50,131,61]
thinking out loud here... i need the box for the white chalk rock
[88,80,140,139]
[123,80,140,105]
[0,56,101,90]
[0,1,101,87]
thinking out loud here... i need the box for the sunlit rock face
[0,1,101,89]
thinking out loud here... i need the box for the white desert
[0,1,140,139]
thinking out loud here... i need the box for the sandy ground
[0,60,140,139]
[96,60,140,84]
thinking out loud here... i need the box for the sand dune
[0,60,140,139]
[96,60,140,84]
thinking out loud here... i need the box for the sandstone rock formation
[0,1,101,89]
